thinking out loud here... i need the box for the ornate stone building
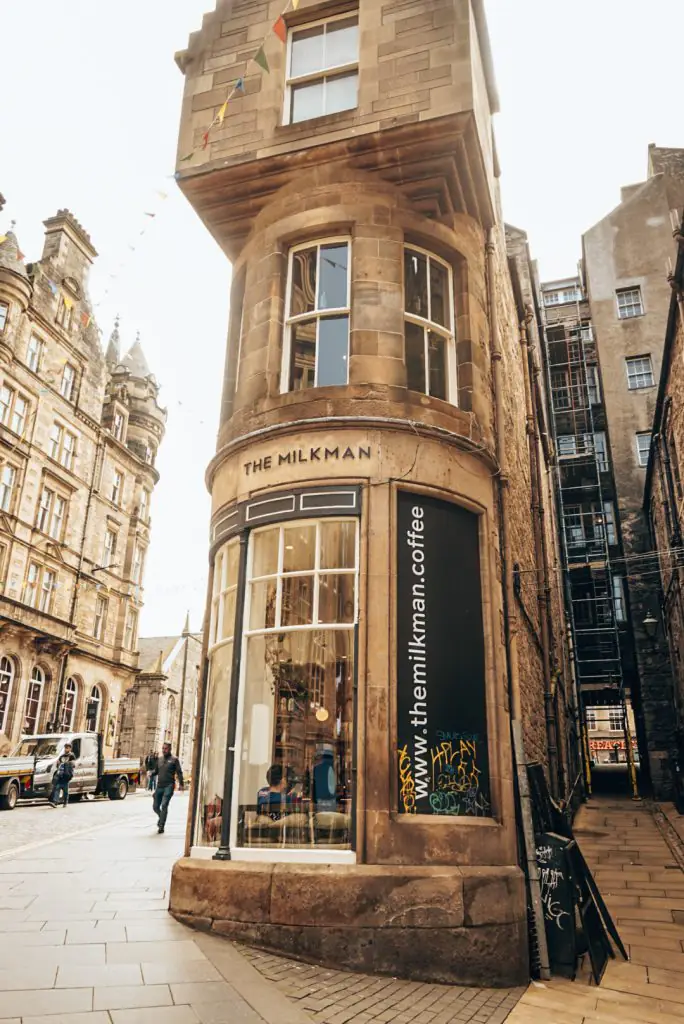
[118,617,203,767]
[0,210,166,755]
[169,0,576,985]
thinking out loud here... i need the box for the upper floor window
[112,470,124,506]
[608,708,623,732]
[282,239,350,392]
[0,302,8,333]
[124,606,138,651]
[56,297,73,331]
[48,423,77,471]
[103,527,118,566]
[138,488,150,522]
[26,334,44,373]
[132,542,145,584]
[36,486,67,541]
[60,363,76,401]
[616,286,643,319]
[26,562,56,613]
[285,15,359,124]
[586,365,601,405]
[94,596,108,641]
[113,411,125,441]
[543,286,582,306]
[404,247,456,402]
[636,431,651,467]
[613,575,627,623]
[0,655,14,734]
[0,383,28,436]
[0,463,17,513]
[625,355,654,390]
[144,442,156,466]
[586,708,597,731]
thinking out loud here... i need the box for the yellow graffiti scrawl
[397,744,417,814]
[429,735,490,816]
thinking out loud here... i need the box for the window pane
[429,260,449,328]
[290,247,317,317]
[281,575,315,626]
[324,71,358,116]
[324,18,358,67]
[320,521,356,570]
[195,641,233,846]
[318,574,355,624]
[291,321,316,390]
[236,630,354,849]
[317,316,348,386]
[291,80,324,123]
[284,525,316,571]
[428,332,447,400]
[252,528,279,579]
[222,588,238,637]
[318,244,348,310]
[290,24,325,78]
[249,580,276,631]
[404,250,428,318]
[405,320,425,392]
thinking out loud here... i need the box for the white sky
[0,0,682,637]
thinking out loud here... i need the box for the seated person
[257,763,299,821]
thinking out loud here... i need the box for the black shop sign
[396,493,490,817]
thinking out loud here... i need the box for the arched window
[24,667,44,735]
[166,696,176,744]
[0,656,14,735]
[86,685,102,732]
[60,677,78,731]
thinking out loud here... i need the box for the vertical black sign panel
[396,493,490,816]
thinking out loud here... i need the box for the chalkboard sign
[396,493,490,816]
[535,833,578,978]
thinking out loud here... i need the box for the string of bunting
[179,0,300,162]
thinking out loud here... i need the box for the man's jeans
[153,784,174,828]
[147,772,157,792]
[50,779,70,806]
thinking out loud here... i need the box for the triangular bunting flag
[235,77,245,93]
[62,295,73,309]
[202,130,210,149]
[179,152,194,163]
[17,249,25,260]
[217,100,228,125]
[292,0,300,8]
[0,235,7,246]
[80,312,92,328]
[254,46,270,73]
[144,211,156,218]
[273,16,287,42]
[47,280,59,295]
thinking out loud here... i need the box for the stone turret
[104,328,166,469]
[105,316,121,372]
[0,229,31,351]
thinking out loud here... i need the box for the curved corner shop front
[170,431,527,986]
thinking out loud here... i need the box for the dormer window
[285,14,359,125]
[56,297,73,331]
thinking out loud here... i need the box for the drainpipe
[519,314,560,798]
[486,230,551,979]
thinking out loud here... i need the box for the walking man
[152,742,184,833]
[49,743,76,807]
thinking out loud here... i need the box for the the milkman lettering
[244,444,373,476]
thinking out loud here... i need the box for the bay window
[403,247,456,402]
[282,240,350,392]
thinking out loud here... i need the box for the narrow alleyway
[508,796,684,1022]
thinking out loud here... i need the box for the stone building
[580,145,684,796]
[117,617,203,768]
[644,214,684,769]
[0,210,166,755]
[169,0,576,985]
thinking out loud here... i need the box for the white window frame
[616,286,644,320]
[0,655,14,734]
[113,411,125,441]
[40,568,56,613]
[139,488,150,522]
[625,355,655,390]
[0,302,8,334]
[228,518,359,864]
[103,527,118,566]
[586,708,597,731]
[111,470,124,506]
[403,244,457,404]
[280,237,351,394]
[48,422,77,470]
[124,607,138,651]
[56,297,73,331]
[60,363,76,401]
[636,431,651,467]
[36,486,67,541]
[86,685,102,731]
[608,708,623,732]
[0,463,17,513]
[94,596,108,640]
[0,383,28,436]
[131,542,145,584]
[26,334,43,373]
[24,666,44,735]
[61,677,78,730]
[283,12,359,126]
[612,575,626,623]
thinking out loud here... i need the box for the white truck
[0,731,140,810]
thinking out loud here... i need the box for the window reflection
[236,519,358,849]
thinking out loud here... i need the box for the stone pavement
[0,790,525,1024]
[507,796,684,1023]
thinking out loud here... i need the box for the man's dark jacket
[155,753,184,789]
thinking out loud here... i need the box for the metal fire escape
[540,284,636,792]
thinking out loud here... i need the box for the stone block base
[170,859,528,986]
